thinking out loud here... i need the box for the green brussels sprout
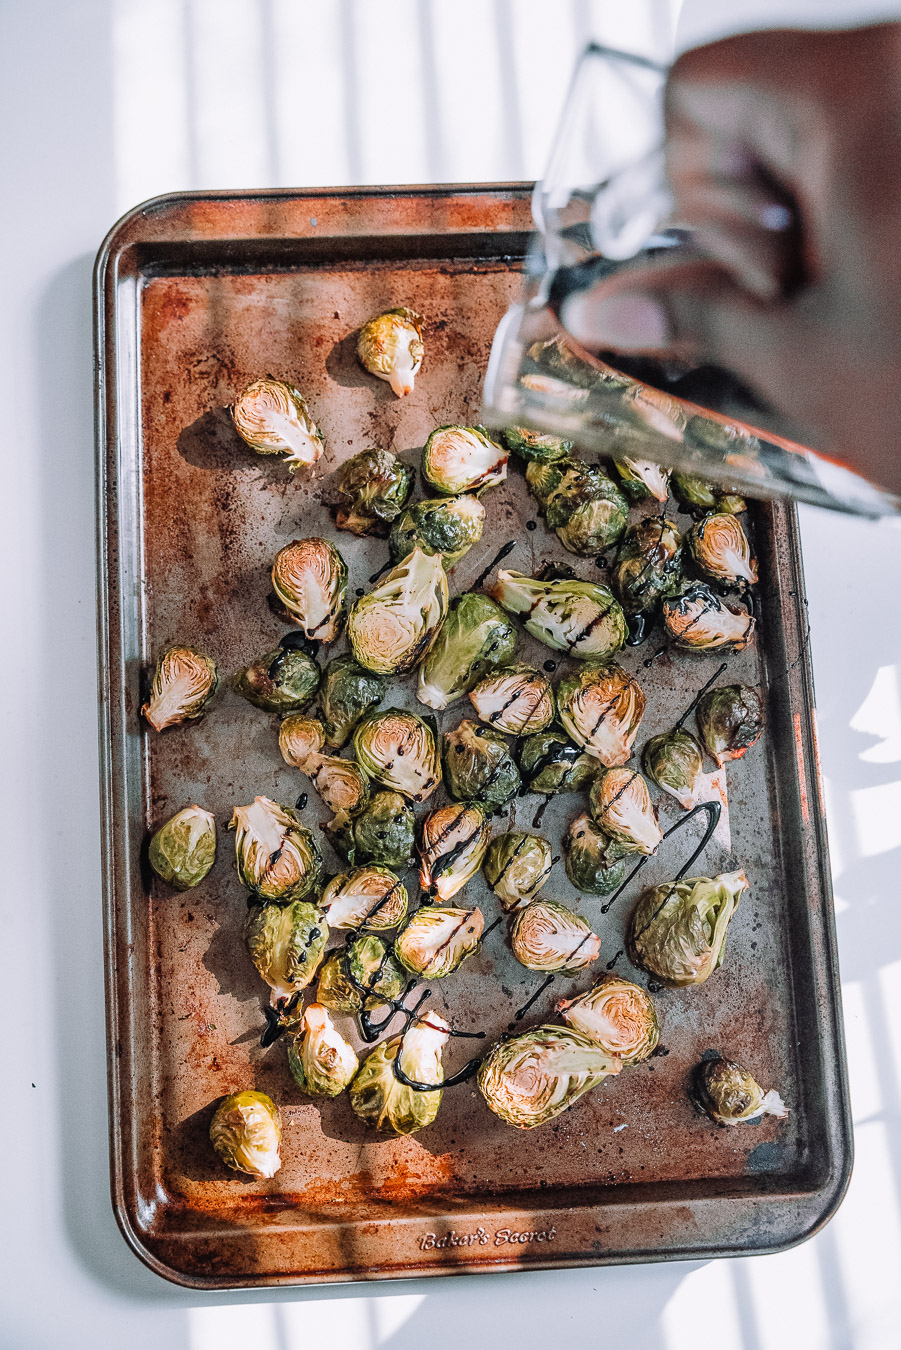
[141,645,218,732]
[389,494,485,568]
[320,865,408,931]
[558,975,659,1065]
[642,728,705,809]
[589,768,661,855]
[469,664,555,735]
[278,714,326,770]
[329,790,415,868]
[557,661,646,766]
[349,1010,449,1135]
[511,898,601,972]
[612,517,684,618]
[316,934,406,1013]
[716,492,748,515]
[209,1090,282,1177]
[539,459,629,556]
[234,644,320,714]
[353,708,440,801]
[230,377,323,469]
[562,813,630,895]
[333,448,414,536]
[502,425,573,462]
[696,684,765,766]
[483,832,553,910]
[347,547,449,675]
[244,899,329,1001]
[685,414,761,461]
[421,425,508,495]
[230,796,322,901]
[688,513,758,586]
[318,655,386,749]
[517,731,599,795]
[671,472,747,517]
[357,307,424,397]
[489,569,627,660]
[691,1055,788,1126]
[525,456,569,506]
[271,538,348,642]
[148,804,216,891]
[417,592,518,711]
[662,583,755,651]
[442,719,521,809]
[612,458,671,502]
[477,1024,621,1129]
[287,1002,359,1097]
[394,905,484,979]
[629,870,748,987]
[418,803,491,901]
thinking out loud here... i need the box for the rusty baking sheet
[95,186,852,1288]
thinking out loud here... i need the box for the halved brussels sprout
[417,592,517,711]
[557,661,645,766]
[209,1090,282,1177]
[517,731,598,795]
[558,976,659,1065]
[489,570,627,660]
[231,377,323,469]
[395,905,484,979]
[421,425,508,495]
[316,934,406,1013]
[477,1024,621,1129]
[539,459,629,556]
[469,665,555,735]
[612,517,684,617]
[629,870,748,987]
[418,803,491,901]
[696,684,765,765]
[562,813,630,895]
[244,899,329,1001]
[148,804,216,891]
[319,655,386,750]
[642,728,705,810]
[510,898,601,972]
[352,708,440,801]
[329,790,415,868]
[271,538,348,642]
[612,458,671,502]
[278,715,326,771]
[671,472,746,517]
[234,645,320,714]
[589,768,661,855]
[691,1055,788,1126]
[662,583,755,651]
[287,1003,359,1097]
[483,832,553,910]
[333,448,414,536]
[230,797,322,902]
[347,547,449,675]
[389,494,486,568]
[688,514,758,586]
[503,425,573,462]
[349,1010,449,1135]
[320,865,408,931]
[142,645,218,731]
[442,719,521,809]
[357,307,424,397]
[309,756,370,824]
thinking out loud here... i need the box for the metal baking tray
[95,185,852,1289]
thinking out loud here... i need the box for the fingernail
[561,292,670,350]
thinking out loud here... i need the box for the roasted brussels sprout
[319,655,386,750]
[278,714,326,770]
[230,377,323,469]
[525,457,568,506]
[244,899,329,1000]
[209,1090,282,1178]
[320,865,408,931]
[629,870,748,987]
[489,570,627,660]
[642,728,705,810]
[562,813,630,895]
[142,645,218,731]
[696,684,765,765]
[589,768,662,855]
[671,472,746,517]
[503,425,573,462]
[662,583,755,651]
[234,645,320,713]
[417,592,517,711]
[612,458,671,502]
[349,1010,449,1135]
[442,719,521,809]
[333,448,414,536]
[271,538,348,641]
[148,804,216,890]
[688,514,758,586]
[558,976,659,1065]
[230,797,322,902]
[469,665,554,735]
[612,517,683,617]
[483,832,553,910]
[347,547,449,675]
[685,414,761,462]
[421,425,508,495]
[511,898,601,972]
[308,756,370,824]
[316,934,406,1013]
[357,307,424,397]
[517,731,598,795]
[353,708,440,801]
[418,803,491,901]
[287,1003,359,1097]
[330,790,415,868]
[395,905,484,978]
[556,661,645,766]
[477,1024,621,1129]
[691,1055,788,1126]
[389,494,486,568]
[538,459,629,555]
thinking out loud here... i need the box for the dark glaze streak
[532,797,551,828]
[605,948,625,970]
[368,558,394,584]
[259,991,302,1047]
[643,644,668,668]
[672,661,728,731]
[424,817,484,896]
[481,914,506,940]
[494,833,530,883]
[472,540,517,590]
[600,800,722,917]
[513,974,555,1022]
[388,991,487,1092]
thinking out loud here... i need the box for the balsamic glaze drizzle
[672,661,728,732]
[471,540,517,590]
[600,799,722,916]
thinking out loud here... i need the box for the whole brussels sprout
[695,684,764,765]
[688,513,758,586]
[557,661,645,766]
[503,425,573,462]
[230,797,322,902]
[349,1010,449,1135]
[318,655,386,749]
[357,307,424,397]
[483,832,553,910]
[517,731,598,795]
[271,538,348,641]
[287,1003,359,1097]
[209,1090,282,1177]
[612,458,671,502]
[421,424,508,495]
[278,715,326,771]
[612,517,684,618]
[333,448,414,536]
[330,790,415,868]
[417,592,517,711]
[662,582,755,651]
[234,644,320,714]
[316,934,406,1013]
[539,459,629,555]
[478,1024,621,1129]
[353,708,440,801]
[642,728,705,810]
[525,457,569,506]
[319,865,408,931]
[141,645,218,731]
[558,975,659,1065]
[347,547,449,675]
[562,813,630,895]
[691,1055,788,1126]
[468,664,554,735]
[148,804,216,890]
[629,870,748,987]
[418,803,491,901]
[395,905,485,979]
[244,899,329,1001]
[489,569,627,660]
[589,768,662,855]
[510,898,601,973]
[442,719,521,809]
[230,377,323,469]
[671,471,746,517]
[389,494,486,568]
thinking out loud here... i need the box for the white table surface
[3,3,901,1348]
